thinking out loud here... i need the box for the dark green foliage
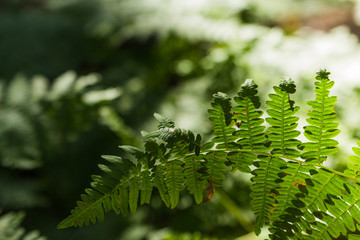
[0,210,46,240]
[59,70,360,240]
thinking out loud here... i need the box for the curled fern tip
[241,79,258,97]
[279,77,296,94]
[316,69,330,80]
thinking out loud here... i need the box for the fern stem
[281,94,286,155]
[245,99,254,150]
[221,110,229,150]
[316,80,326,163]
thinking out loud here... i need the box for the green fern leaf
[154,112,175,129]
[154,165,171,208]
[250,156,286,235]
[232,79,269,234]
[345,141,360,178]
[57,156,136,228]
[208,92,237,149]
[268,162,316,239]
[118,145,145,164]
[226,152,255,173]
[129,177,140,214]
[139,169,153,205]
[266,79,301,158]
[204,152,227,187]
[233,79,266,151]
[118,184,129,216]
[295,171,354,239]
[349,234,360,240]
[184,155,207,204]
[165,160,185,209]
[301,69,340,163]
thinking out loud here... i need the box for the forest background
[2,0,360,239]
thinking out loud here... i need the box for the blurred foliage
[1,0,360,239]
[0,210,46,240]
[163,232,218,240]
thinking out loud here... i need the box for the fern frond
[59,70,360,240]
[257,79,304,238]
[129,176,140,214]
[266,79,301,158]
[293,170,358,239]
[226,152,255,173]
[184,155,207,204]
[203,152,228,187]
[301,69,339,163]
[208,92,236,149]
[266,73,347,239]
[57,155,135,228]
[165,160,184,209]
[117,184,129,216]
[233,79,266,151]
[345,141,360,178]
[154,165,171,208]
[139,169,153,205]
[268,162,315,238]
[232,79,272,234]
[250,156,286,235]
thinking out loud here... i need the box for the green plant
[58,69,360,239]
[0,210,46,240]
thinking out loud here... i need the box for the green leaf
[154,113,175,129]
[208,92,235,150]
[233,80,266,151]
[266,82,301,158]
[184,156,206,204]
[140,170,153,205]
[165,160,184,209]
[302,70,339,163]
[129,178,139,214]
[154,165,170,208]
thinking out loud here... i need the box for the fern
[301,70,340,163]
[58,70,360,240]
[0,210,46,240]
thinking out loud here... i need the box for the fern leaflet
[301,69,340,163]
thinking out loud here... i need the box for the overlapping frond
[268,162,316,239]
[259,79,303,238]
[59,70,360,240]
[271,166,360,240]
[231,80,274,234]
[251,156,286,235]
[57,112,209,229]
[267,72,355,240]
